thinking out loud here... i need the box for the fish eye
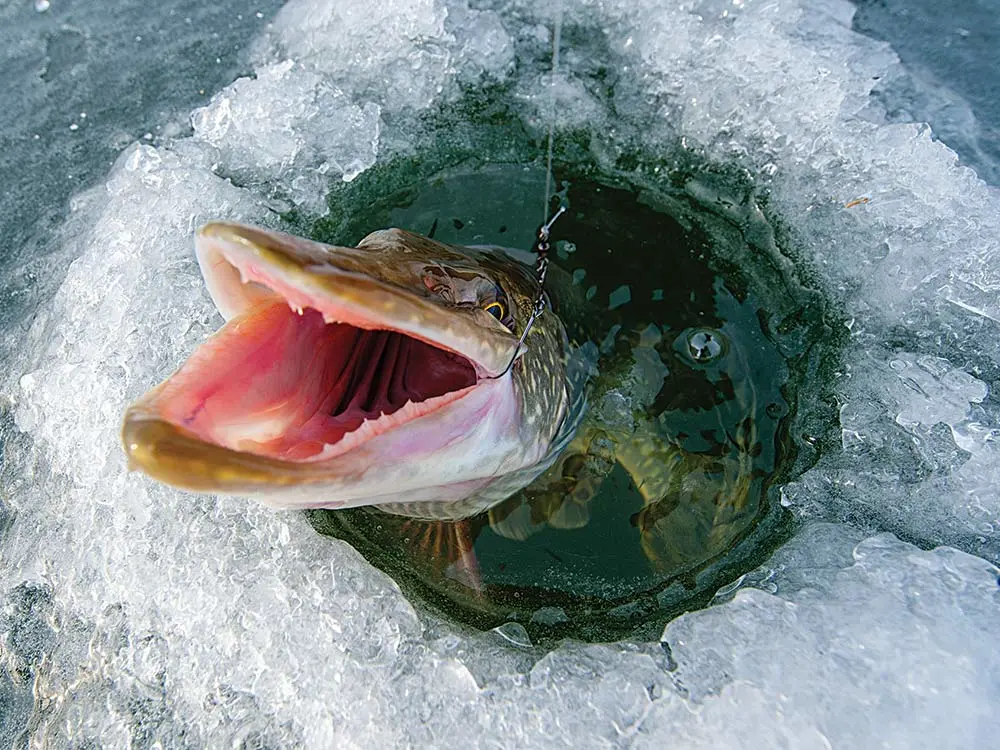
[484,301,506,321]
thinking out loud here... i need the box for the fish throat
[154,298,482,463]
[322,324,476,423]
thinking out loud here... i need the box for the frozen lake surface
[2,0,999,746]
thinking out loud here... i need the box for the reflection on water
[308,166,805,642]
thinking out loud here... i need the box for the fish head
[121,222,573,511]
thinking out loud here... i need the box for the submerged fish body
[375,292,769,586]
[122,223,586,514]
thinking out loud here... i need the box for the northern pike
[122,222,589,517]
[123,221,767,591]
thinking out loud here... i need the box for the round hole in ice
[304,146,835,643]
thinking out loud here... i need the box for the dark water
[306,161,823,642]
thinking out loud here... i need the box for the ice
[607,284,631,310]
[0,0,289,380]
[653,523,1000,750]
[853,0,1000,186]
[3,0,1000,746]
[191,60,382,213]
[263,0,514,110]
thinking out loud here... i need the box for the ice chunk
[654,523,1000,749]
[263,0,514,110]
[191,60,381,214]
[607,284,631,310]
[445,4,517,84]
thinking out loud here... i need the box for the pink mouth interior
[156,300,478,461]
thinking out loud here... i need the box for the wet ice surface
[853,0,1000,185]
[3,0,1000,746]
[0,0,285,362]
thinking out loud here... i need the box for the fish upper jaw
[194,222,521,379]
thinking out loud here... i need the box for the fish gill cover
[1,0,999,747]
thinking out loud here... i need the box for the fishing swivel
[489,205,566,379]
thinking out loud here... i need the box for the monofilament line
[543,6,563,225]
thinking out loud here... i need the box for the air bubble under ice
[2,0,1000,746]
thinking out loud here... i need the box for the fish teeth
[288,301,304,315]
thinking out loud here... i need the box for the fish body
[123,221,764,582]
[122,223,587,514]
[369,283,767,586]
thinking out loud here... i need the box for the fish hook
[486,205,566,379]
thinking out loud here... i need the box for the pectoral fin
[397,517,483,592]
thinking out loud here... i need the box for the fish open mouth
[147,300,480,462]
[122,223,520,493]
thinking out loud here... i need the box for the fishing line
[543,6,562,226]
[487,10,566,380]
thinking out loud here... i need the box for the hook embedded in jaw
[484,201,568,380]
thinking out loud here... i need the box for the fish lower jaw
[254,388,528,510]
[122,374,525,508]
